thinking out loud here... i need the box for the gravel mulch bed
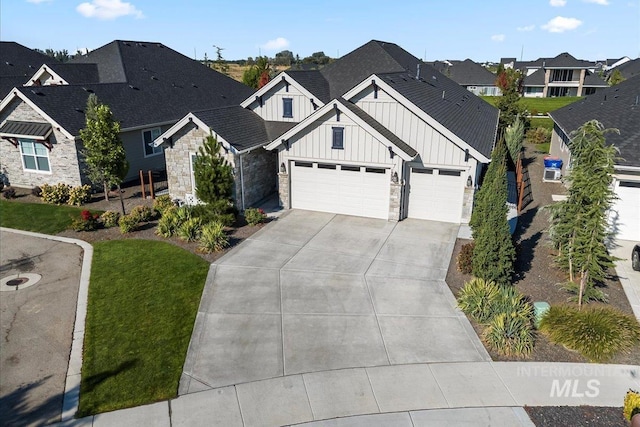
[525,406,627,427]
[445,143,640,364]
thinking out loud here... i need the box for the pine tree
[548,120,619,307]
[471,140,516,286]
[79,95,129,208]
[193,133,234,212]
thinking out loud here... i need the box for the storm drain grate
[0,273,42,291]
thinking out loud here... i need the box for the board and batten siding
[247,79,315,122]
[351,86,478,175]
[279,110,398,169]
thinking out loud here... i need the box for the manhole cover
[0,274,42,291]
[6,278,28,287]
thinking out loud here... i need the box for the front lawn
[78,239,209,416]
[481,96,582,114]
[0,199,100,234]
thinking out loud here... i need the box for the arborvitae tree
[193,133,234,212]
[470,141,505,239]
[548,120,619,307]
[471,141,516,286]
[79,94,129,210]
[504,115,524,163]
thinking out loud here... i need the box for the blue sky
[2,0,639,62]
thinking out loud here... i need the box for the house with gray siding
[0,40,251,189]
[549,75,640,241]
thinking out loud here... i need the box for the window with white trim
[143,128,162,157]
[20,139,50,172]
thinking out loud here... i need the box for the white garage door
[408,167,465,223]
[290,161,390,219]
[611,180,640,241]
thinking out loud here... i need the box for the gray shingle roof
[523,68,546,86]
[284,70,330,103]
[375,69,498,159]
[1,41,57,97]
[264,121,297,141]
[11,40,253,136]
[544,52,593,69]
[320,40,423,99]
[615,58,640,80]
[583,71,608,87]
[336,98,417,158]
[549,75,640,168]
[191,106,270,152]
[429,59,498,86]
[44,63,100,84]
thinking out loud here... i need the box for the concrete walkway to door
[179,209,489,393]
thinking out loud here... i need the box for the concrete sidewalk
[53,361,639,426]
[610,239,640,322]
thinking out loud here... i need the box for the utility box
[534,301,550,327]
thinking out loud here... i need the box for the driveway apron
[180,210,489,393]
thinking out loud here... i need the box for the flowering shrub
[71,209,100,231]
[68,184,92,206]
[100,211,120,228]
[244,207,267,226]
[41,183,71,205]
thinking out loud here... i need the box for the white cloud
[517,25,536,31]
[550,0,567,6]
[26,0,52,3]
[491,34,505,42]
[584,0,609,4]
[260,37,290,51]
[541,16,583,32]
[76,0,143,20]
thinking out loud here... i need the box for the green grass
[0,199,100,234]
[78,240,209,416]
[481,96,582,114]
[530,117,554,131]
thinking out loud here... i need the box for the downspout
[239,153,245,211]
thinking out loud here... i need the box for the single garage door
[611,180,640,241]
[290,161,390,219]
[408,167,465,223]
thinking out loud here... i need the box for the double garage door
[290,161,390,219]
[611,180,640,241]
[408,167,465,223]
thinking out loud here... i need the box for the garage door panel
[611,181,640,241]
[291,162,390,219]
[408,167,464,223]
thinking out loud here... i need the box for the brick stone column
[388,182,401,221]
[278,173,289,209]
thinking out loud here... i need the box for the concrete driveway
[610,239,640,321]
[181,210,488,393]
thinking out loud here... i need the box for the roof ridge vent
[31,89,44,96]
[128,85,139,90]
[82,87,94,93]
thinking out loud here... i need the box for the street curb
[0,228,92,421]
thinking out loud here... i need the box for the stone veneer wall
[0,99,83,188]
[278,173,289,209]
[165,122,276,210]
[238,148,277,209]
[388,182,401,221]
[461,186,474,224]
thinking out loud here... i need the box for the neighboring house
[549,75,640,241]
[0,40,252,189]
[0,42,57,98]
[611,58,640,81]
[429,59,501,96]
[156,40,498,222]
[518,53,607,98]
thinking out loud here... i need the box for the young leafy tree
[79,94,129,211]
[471,141,516,286]
[548,120,619,307]
[495,68,527,138]
[193,133,234,212]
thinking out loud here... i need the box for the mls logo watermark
[550,379,600,398]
